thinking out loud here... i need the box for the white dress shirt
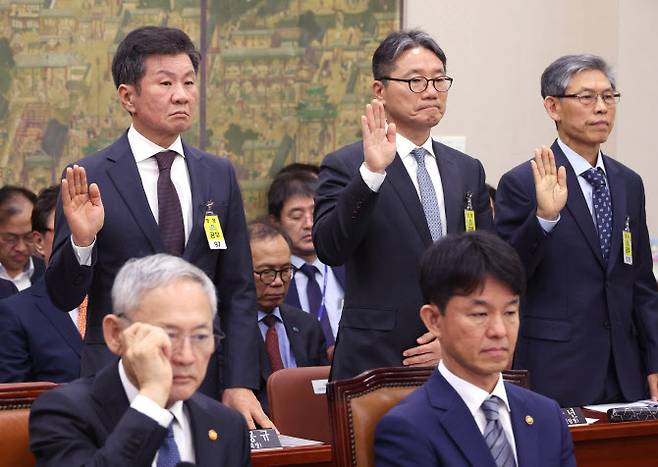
[72,125,194,264]
[0,257,35,291]
[438,361,518,464]
[359,133,447,235]
[118,360,195,465]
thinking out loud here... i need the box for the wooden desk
[251,444,333,467]
[571,409,658,466]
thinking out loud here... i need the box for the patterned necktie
[263,314,285,372]
[298,263,335,346]
[482,396,516,467]
[411,147,443,241]
[77,295,88,338]
[581,167,613,262]
[156,422,181,467]
[155,151,185,256]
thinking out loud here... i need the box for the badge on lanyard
[464,191,476,232]
[622,216,633,265]
[203,201,227,250]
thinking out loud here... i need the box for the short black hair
[276,163,320,178]
[420,231,525,312]
[111,26,201,89]
[0,185,36,225]
[247,219,292,248]
[32,185,60,233]
[267,171,318,220]
[486,183,496,202]
[372,29,447,79]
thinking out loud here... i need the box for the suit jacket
[495,140,658,406]
[29,362,251,467]
[0,256,45,299]
[374,370,576,467]
[47,133,259,395]
[0,278,82,383]
[283,264,345,311]
[313,140,493,380]
[256,303,328,413]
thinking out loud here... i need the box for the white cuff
[71,236,95,266]
[537,214,560,233]
[131,394,173,428]
[359,163,386,192]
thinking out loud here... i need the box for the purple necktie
[155,151,185,256]
[299,263,335,346]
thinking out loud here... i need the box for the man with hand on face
[30,254,251,467]
[495,54,658,407]
[313,30,493,380]
[375,232,575,467]
[46,26,269,428]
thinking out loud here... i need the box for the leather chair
[327,366,529,467]
[0,382,58,467]
[267,365,332,443]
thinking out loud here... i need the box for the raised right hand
[362,99,396,174]
[531,146,567,220]
[61,165,104,247]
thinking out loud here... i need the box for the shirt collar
[127,125,185,163]
[0,256,34,281]
[396,132,435,160]
[258,306,282,322]
[438,360,511,415]
[557,138,605,177]
[290,255,326,274]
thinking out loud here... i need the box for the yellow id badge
[204,214,226,250]
[623,216,632,265]
[464,209,476,232]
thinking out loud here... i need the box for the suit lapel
[90,363,131,435]
[507,384,539,466]
[31,280,82,356]
[187,396,226,466]
[552,142,604,268]
[105,134,163,253]
[283,279,302,309]
[603,155,626,273]
[280,305,308,366]
[432,140,462,233]
[182,143,210,261]
[386,154,433,246]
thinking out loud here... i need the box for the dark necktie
[263,314,284,372]
[482,396,516,467]
[156,422,181,467]
[155,151,185,256]
[411,147,442,241]
[298,263,335,346]
[581,167,613,262]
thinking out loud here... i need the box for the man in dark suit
[267,169,344,351]
[495,54,658,407]
[30,254,251,466]
[248,221,328,413]
[375,232,576,466]
[0,186,44,298]
[313,30,493,380]
[46,26,269,428]
[0,185,82,383]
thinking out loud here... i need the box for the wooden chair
[0,382,58,467]
[267,365,332,443]
[327,366,529,467]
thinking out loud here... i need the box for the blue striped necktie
[411,147,442,241]
[481,396,516,467]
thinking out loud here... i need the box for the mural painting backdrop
[0,0,401,217]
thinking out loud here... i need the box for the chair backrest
[327,366,529,467]
[0,382,58,467]
[267,365,332,443]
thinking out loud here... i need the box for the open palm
[362,99,396,173]
[61,165,104,247]
[531,146,567,220]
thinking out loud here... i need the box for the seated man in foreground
[29,254,251,466]
[375,232,575,466]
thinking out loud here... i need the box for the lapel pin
[525,415,534,426]
[208,429,218,441]
[292,326,300,332]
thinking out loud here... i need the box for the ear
[117,84,136,114]
[102,314,123,356]
[420,303,442,339]
[543,96,561,124]
[32,232,45,256]
[372,80,385,102]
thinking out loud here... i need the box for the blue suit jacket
[313,140,493,380]
[374,370,575,467]
[0,256,45,300]
[0,278,81,383]
[47,133,259,395]
[495,141,658,406]
[29,362,251,467]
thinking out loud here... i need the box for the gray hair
[111,254,217,318]
[372,30,447,79]
[541,54,616,98]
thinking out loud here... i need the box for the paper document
[278,435,324,447]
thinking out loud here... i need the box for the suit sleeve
[313,150,380,266]
[474,159,494,232]
[374,411,439,467]
[0,302,30,382]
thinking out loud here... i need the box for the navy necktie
[299,263,335,346]
[581,167,613,262]
[411,147,443,241]
[482,396,516,467]
[155,151,185,256]
[156,422,181,467]
[263,314,284,372]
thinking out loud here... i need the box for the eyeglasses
[117,315,223,353]
[253,266,296,285]
[377,75,454,93]
[554,91,621,107]
[0,232,35,246]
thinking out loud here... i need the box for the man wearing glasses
[249,221,328,413]
[313,30,493,381]
[496,54,658,407]
[30,254,251,466]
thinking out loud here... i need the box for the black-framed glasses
[377,75,453,93]
[0,232,35,246]
[554,91,621,107]
[253,266,296,285]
